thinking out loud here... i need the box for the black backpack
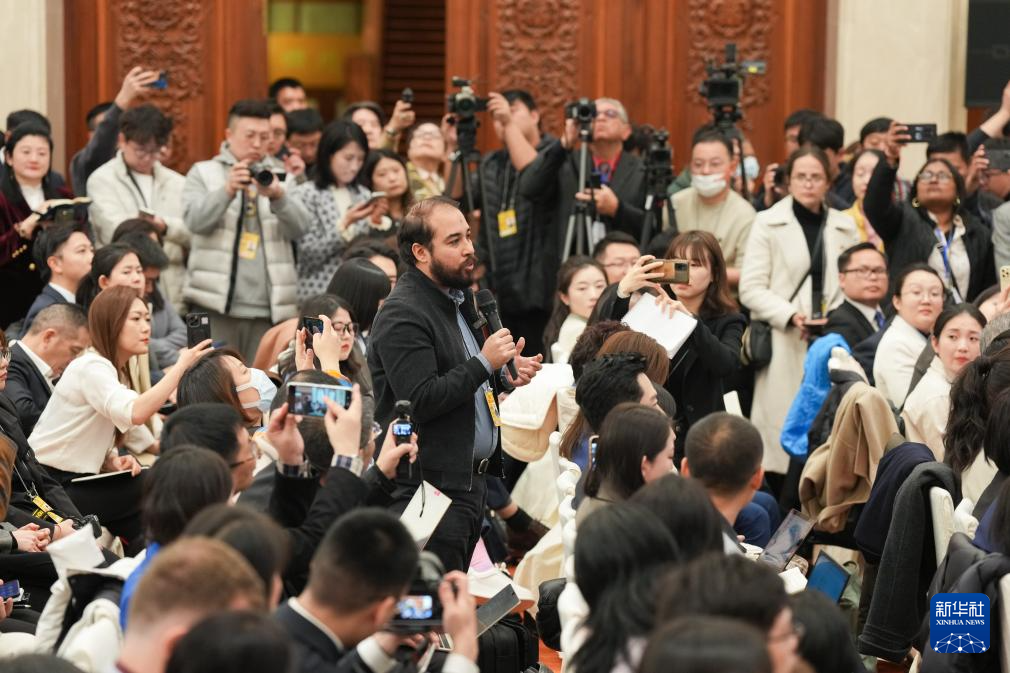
[476,612,539,673]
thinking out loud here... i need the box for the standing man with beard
[368,196,543,571]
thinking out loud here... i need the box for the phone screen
[288,383,352,416]
[393,422,413,438]
[806,553,850,602]
[0,580,21,600]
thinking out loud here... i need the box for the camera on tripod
[447,77,488,119]
[699,43,766,127]
[565,97,597,126]
[645,129,674,197]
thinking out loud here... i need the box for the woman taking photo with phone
[28,285,212,548]
[610,231,746,459]
[739,145,861,477]
[864,121,995,302]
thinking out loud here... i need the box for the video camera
[699,42,766,128]
[565,97,597,126]
[447,77,488,119]
[644,129,674,198]
[387,552,446,634]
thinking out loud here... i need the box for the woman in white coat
[739,146,861,474]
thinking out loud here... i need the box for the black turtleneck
[792,199,823,254]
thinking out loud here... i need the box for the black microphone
[475,289,518,380]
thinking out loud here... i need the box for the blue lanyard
[933,227,962,303]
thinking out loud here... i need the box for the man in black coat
[825,242,889,349]
[275,509,480,673]
[556,97,647,256]
[369,196,543,572]
[4,303,89,434]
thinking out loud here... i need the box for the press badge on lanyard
[497,167,519,238]
[485,389,502,427]
[238,187,260,260]
[934,228,963,303]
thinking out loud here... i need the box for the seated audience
[543,256,608,363]
[944,343,1010,503]
[181,504,290,608]
[681,412,772,549]
[75,242,145,310]
[824,242,889,349]
[578,403,675,525]
[160,404,261,493]
[614,231,745,456]
[292,121,376,302]
[115,230,186,369]
[4,303,89,434]
[21,222,93,334]
[559,353,658,471]
[28,286,211,546]
[115,538,267,673]
[568,503,679,673]
[325,256,392,352]
[87,104,189,311]
[118,445,233,627]
[639,617,773,673]
[657,554,799,673]
[1,123,81,330]
[592,231,641,286]
[275,508,479,673]
[866,122,995,302]
[253,293,353,377]
[873,264,945,407]
[902,304,985,458]
[629,474,725,560]
[164,611,292,673]
[177,350,273,429]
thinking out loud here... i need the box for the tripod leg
[445,159,460,199]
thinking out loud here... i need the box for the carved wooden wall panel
[446,0,826,170]
[64,0,268,177]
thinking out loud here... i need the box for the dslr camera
[447,77,488,119]
[248,163,285,187]
[699,42,766,128]
[387,552,446,633]
[565,97,597,126]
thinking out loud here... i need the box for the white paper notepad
[621,293,698,357]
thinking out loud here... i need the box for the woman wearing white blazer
[739,146,861,474]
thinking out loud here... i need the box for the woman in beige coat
[739,146,861,474]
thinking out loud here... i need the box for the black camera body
[249,163,285,187]
[565,97,597,126]
[447,77,488,119]
[387,552,446,634]
[699,42,766,129]
[644,129,674,197]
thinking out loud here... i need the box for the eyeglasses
[902,288,945,301]
[917,170,954,183]
[127,142,161,159]
[332,322,359,337]
[842,266,888,279]
[0,347,10,364]
[791,173,826,186]
[596,109,622,121]
[768,622,806,644]
[229,441,262,469]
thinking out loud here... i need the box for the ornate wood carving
[116,0,205,170]
[496,0,580,138]
[686,0,774,128]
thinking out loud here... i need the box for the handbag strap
[787,212,829,307]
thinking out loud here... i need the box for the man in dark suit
[5,303,89,434]
[556,97,647,256]
[369,197,543,572]
[275,509,479,673]
[825,242,889,349]
[20,222,93,335]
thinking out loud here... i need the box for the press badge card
[238,231,260,260]
[497,209,518,238]
[400,480,452,550]
[929,593,990,653]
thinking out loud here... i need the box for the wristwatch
[278,460,313,479]
[331,454,362,474]
[384,126,398,139]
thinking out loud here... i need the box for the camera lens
[254,169,274,187]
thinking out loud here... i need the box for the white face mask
[235,368,277,413]
[743,156,760,181]
[692,172,727,198]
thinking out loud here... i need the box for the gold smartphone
[658,259,690,284]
